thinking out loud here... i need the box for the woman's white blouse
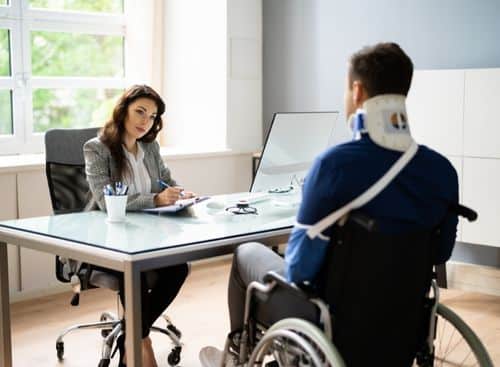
[123,143,152,195]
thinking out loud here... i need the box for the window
[0,0,138,155]
[29,0,123,13]
[0,27,12,135]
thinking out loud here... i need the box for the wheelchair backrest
[318,215,435,367]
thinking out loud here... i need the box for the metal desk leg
[0,242,12,367]
[124,261,142,367]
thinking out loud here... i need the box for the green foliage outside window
[0,90,13,135]
[33,88,122,132]
[31,29,124,132]
[32,31,124,77]
[0,29,10,76]
[0,29,11,135]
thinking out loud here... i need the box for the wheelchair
[219,205,494,367]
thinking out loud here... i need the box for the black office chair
[45,128,183,367]
[223,206,493,366]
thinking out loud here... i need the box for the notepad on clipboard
[142,196,210,213]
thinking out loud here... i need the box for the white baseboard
[10,283,70,303]
[11,259,498,304]
[190,254,232,267]
[9,255,235,304]
[447,261,500,296]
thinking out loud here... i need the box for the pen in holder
[103,182,128,223]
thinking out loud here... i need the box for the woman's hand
[154,186,184,206]
[182,191,196,199]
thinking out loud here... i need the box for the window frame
[0,0,129,155]
[0,16,25,153]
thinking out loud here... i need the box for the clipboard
[142,196,210,213]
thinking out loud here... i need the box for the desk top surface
[0,193,299,255]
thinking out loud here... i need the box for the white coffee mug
[104,195,128,222]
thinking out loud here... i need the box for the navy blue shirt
[285,134,459,284]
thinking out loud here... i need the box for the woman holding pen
[84,85,194,367]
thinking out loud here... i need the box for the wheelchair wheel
[248,318,345,367]
[428,303,493,367]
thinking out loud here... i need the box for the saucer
[106,217,127,224]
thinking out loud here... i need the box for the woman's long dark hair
[100,84,165,181]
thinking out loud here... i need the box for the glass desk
[0,192,299,367]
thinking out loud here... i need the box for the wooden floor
[9,259,500,366]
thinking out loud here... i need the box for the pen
[105,184,115,195]
[158,179,185,197]
[116,181,123,194]
[114,181,128,195]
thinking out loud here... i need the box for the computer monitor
[250,112,339,193]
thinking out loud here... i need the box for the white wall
[226,0,263,152]
[166,153,252,196]
[124,0,156,87]
[163,0,263,153]
[163,0,227,150]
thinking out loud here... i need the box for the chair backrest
[318,214,435,367]
[45,128,99,286]
[45,127,99,214]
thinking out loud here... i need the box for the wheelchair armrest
[263,271,318,300]
[256,271,328,333]
[450,203,477,222]
[347,211,378,232]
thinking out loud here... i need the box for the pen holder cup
[104,195,128,222]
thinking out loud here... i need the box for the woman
[84,85,192,367]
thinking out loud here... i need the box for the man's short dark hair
[349,42,413,97]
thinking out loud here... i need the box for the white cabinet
[446,156,463,200]
[408,70,467,242]
[0,174,20,295]
[407,70,464,157]
[16,170,52,219]
[463,69,500,158]
[16,170,57,292]
[446,156,463,241]
[462,158,500,248]
[408,68,500,249]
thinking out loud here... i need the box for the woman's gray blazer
[83,137,177,211]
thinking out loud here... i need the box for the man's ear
[352,80,366,107]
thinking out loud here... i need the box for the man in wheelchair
[199,43,483,366]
